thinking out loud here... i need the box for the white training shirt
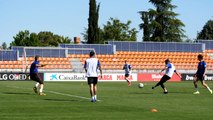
[84,58,101,77]
[165,63,176,77]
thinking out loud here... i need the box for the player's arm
[122,65,125,70]
[159,65,167,74]
[36,63,46,67]
[84,61,87,73]
[98,60,102,78]
[174,70,182,79]
[203,62,207,77]
[129,65,132,73]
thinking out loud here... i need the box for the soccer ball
[138,83,144,88]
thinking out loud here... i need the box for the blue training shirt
[196,61,206,75]
[123,64,131,74]
[30,61,39,74]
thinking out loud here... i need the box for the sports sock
[35,83,39,88]
[195,87,199,92]
[94,95,97,100]
[206,86,212,92]
[40,87,43,93]
[92,96,95,100]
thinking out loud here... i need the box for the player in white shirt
[152,59,182,94]
[123,60,132,86]
[84,51,102,102]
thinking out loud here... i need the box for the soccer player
[193,54,212,94]
[30,55,46,96]
[152,59,182,94]
[123,60,132,86]
[84,51,102,102]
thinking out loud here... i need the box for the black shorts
[160,75,171,83]
[87,77,98,85]
[30,73,44,84]
[196,74,204,81]
[125,74,130,77]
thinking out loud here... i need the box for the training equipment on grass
[151,109,158,112]
[138,83,144,88]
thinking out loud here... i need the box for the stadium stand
[1,41,213,72]
[70,51,212,70]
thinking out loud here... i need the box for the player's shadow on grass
[2,92,32,95]
[168,91,190,94]
[44,98,80,102]
[132,92,153,94]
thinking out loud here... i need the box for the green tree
[139,0,185,42]
[102,18,138,41]
[139,11,151,41]
[197,20,213,39]
[2,42,7,49]
[82,18,138,42]
[10,30,31,46]
[29,33,41,46]
[87,0,100,44]
[11,30,70,47]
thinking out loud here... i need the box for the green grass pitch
[0,81,213,120]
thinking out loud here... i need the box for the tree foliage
[1,42,7,49]
[197,20,213,40]
[139,0,185,42]
[10,30,70,47]
[102,18,138,41]
[88,0,100,44]
[82,18,138,42]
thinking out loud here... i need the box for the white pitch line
[6,86,101,101]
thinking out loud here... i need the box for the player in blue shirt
[123,60,132,86]
[193,54,212,94]
[30,55,46,96]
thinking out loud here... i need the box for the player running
[152,59,182,94]
[123,60,132,86]
[84,51,102,102]
[193,54,212,94]
[30,55,46,96]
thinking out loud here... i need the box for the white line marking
[6,86,101,101]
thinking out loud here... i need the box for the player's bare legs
[33,82,39,94]
[39,84,46,96]
[93,84,97,100]
[201,81,212,94]
[89,84,94,97]
[125,76,131,86]
[193,78,199,94]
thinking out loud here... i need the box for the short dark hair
[35,55,39,61]
[165,59,170,64]
[90,51,95,57]
[198,54,203,60]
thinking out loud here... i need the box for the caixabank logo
[50,74,58,80]
[47,73,86,81]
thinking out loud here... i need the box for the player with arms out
[84,51,102,102]
[30,55,47,96]
[193,54,212,94]
[123,60,132,86]
[152,59,182,94]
